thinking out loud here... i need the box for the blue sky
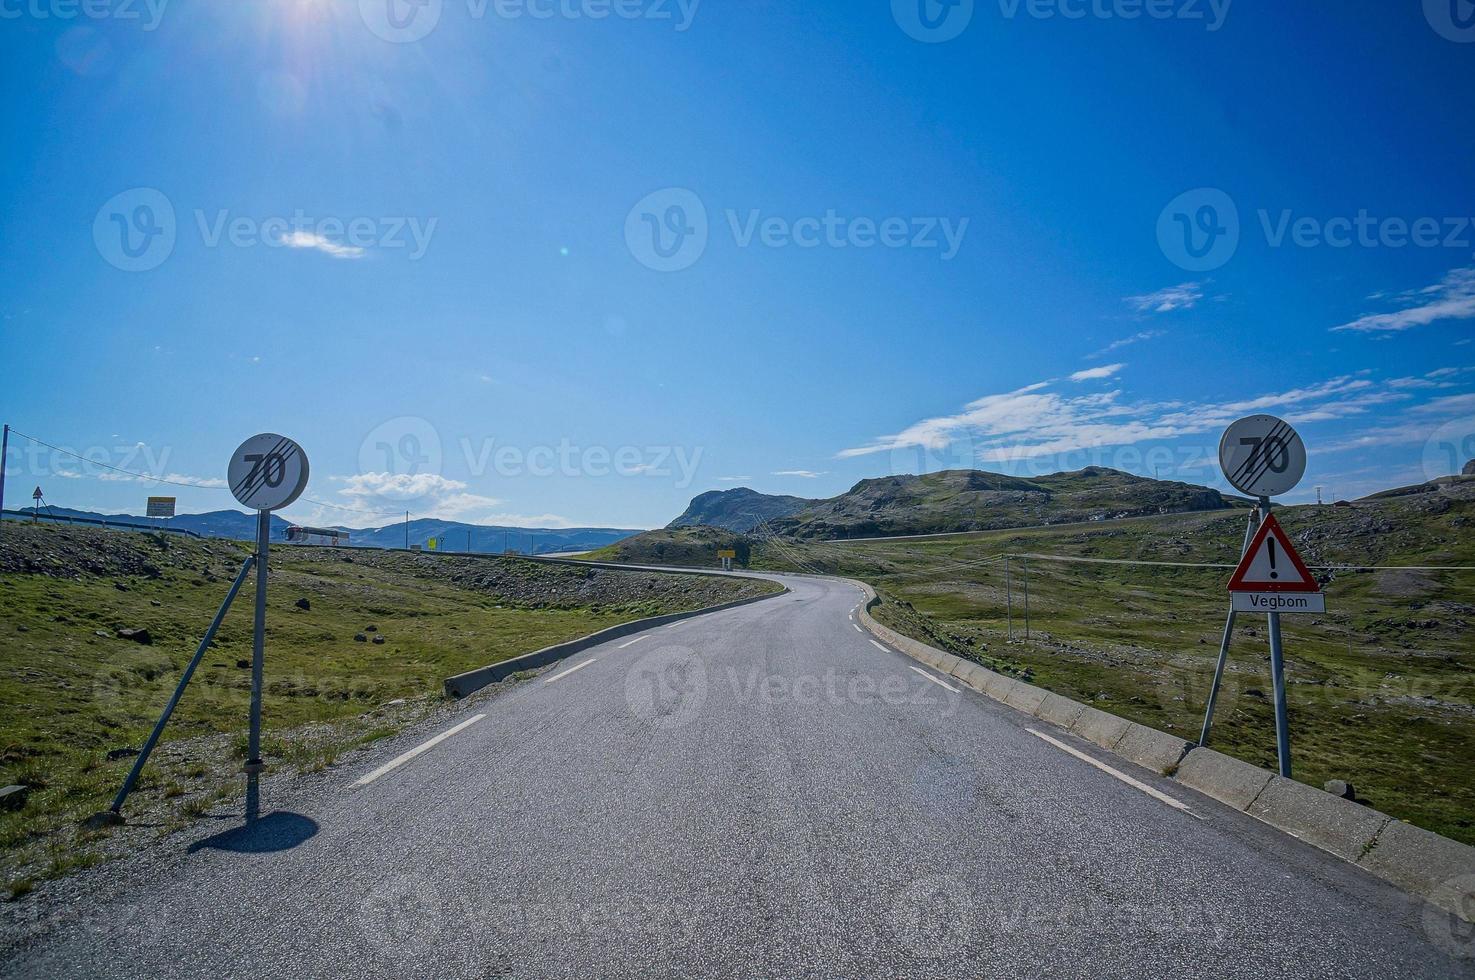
[2,0,1473,529]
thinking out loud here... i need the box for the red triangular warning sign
[1228,513,1320,593]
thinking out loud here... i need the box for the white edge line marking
[1027,728,1201,819]
[618,635,648,649]
[353,714,486,788]
[853,623,863,632]
[869,639,888,652]
[544,658,598,684]
[908,665,959,693]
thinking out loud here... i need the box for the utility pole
[0,424,9,537]
[467,529,472,553]
[1022,558,1031,645]
[404,511,409,550]
[1004,557,1014,642]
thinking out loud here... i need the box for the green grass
[0,523,776,893]
[740,493,1475,844]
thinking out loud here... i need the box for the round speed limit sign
[1219,415,1306,498]
[228,433,310,512]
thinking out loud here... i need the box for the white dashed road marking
[1027,728,1201,819]
[869,639,888,652]
[618,636,648,649]
[908,665,959,693]
[353,714,486,788]
[544,659,597,684]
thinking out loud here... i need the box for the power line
[8,428,231,491]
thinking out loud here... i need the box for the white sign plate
[1219,415,1307,498]
[146,496,177,518]
[228,434,309,512]
[1232,592,1326,614]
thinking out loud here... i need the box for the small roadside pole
[1004,557,1014,642]
[718,548,737,572]
[98,434,310,825]
[1200,415,1322,778]
[1021,558,1031,645]
[32,486,43,521]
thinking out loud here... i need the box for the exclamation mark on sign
[1268,538,1279,580]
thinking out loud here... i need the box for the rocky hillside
[585,526,749,568]
[668,488,817,533]
[767,467,1242,540]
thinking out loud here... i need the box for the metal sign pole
[1199,504,1262,746]
[1005,557,1014,642]
[245,509,269,819]
[1261,494,1292,777]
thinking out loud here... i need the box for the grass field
[0,523,776,896]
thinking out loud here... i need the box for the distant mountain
[5,506,641,554]
[668,488,818,533]
[766,468,1242,539]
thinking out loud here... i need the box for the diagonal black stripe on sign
[242,443,300,503]
[1243,422,1296,492]
[234,437,294,502]
[232,436,290,500]
[1232,420,1290,489]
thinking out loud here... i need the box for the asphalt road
[7,573,1473,978]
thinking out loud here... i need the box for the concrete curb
[852,581,1475,923]
[443,587,788,699]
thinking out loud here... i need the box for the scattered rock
[105,747,139,762]
[117,627,153,645]
[295,598,311,611]
[354,633,368,643]
[236,659,251,669]
[94,629,110,639]
[0,785,29,811]
[16,625,27,633]
[372,635,386,645]
[150,600,163,607]
[365,625,378,633]
[1325,779,1356,801]
[113,581,129,592]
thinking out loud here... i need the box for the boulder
[118,628,152,645]
[1464,459,1475,476]
[354,633,368,643]
[0,785,29,811]
[295,597,311,611]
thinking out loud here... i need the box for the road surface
[6,573,1472,978]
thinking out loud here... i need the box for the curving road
[6,573,1473,978]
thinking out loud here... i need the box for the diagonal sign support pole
[1199,503,1260,748]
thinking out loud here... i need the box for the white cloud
[836,373,1439,468]
[717,475,752,483]
[1125,282,1203,314]
[772,470,826,479]
[333,472,504,522]
[1331,266,1475,333]
[282,231,366,260]
[1088,329,1164,359]
[1070,363,1125,383]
